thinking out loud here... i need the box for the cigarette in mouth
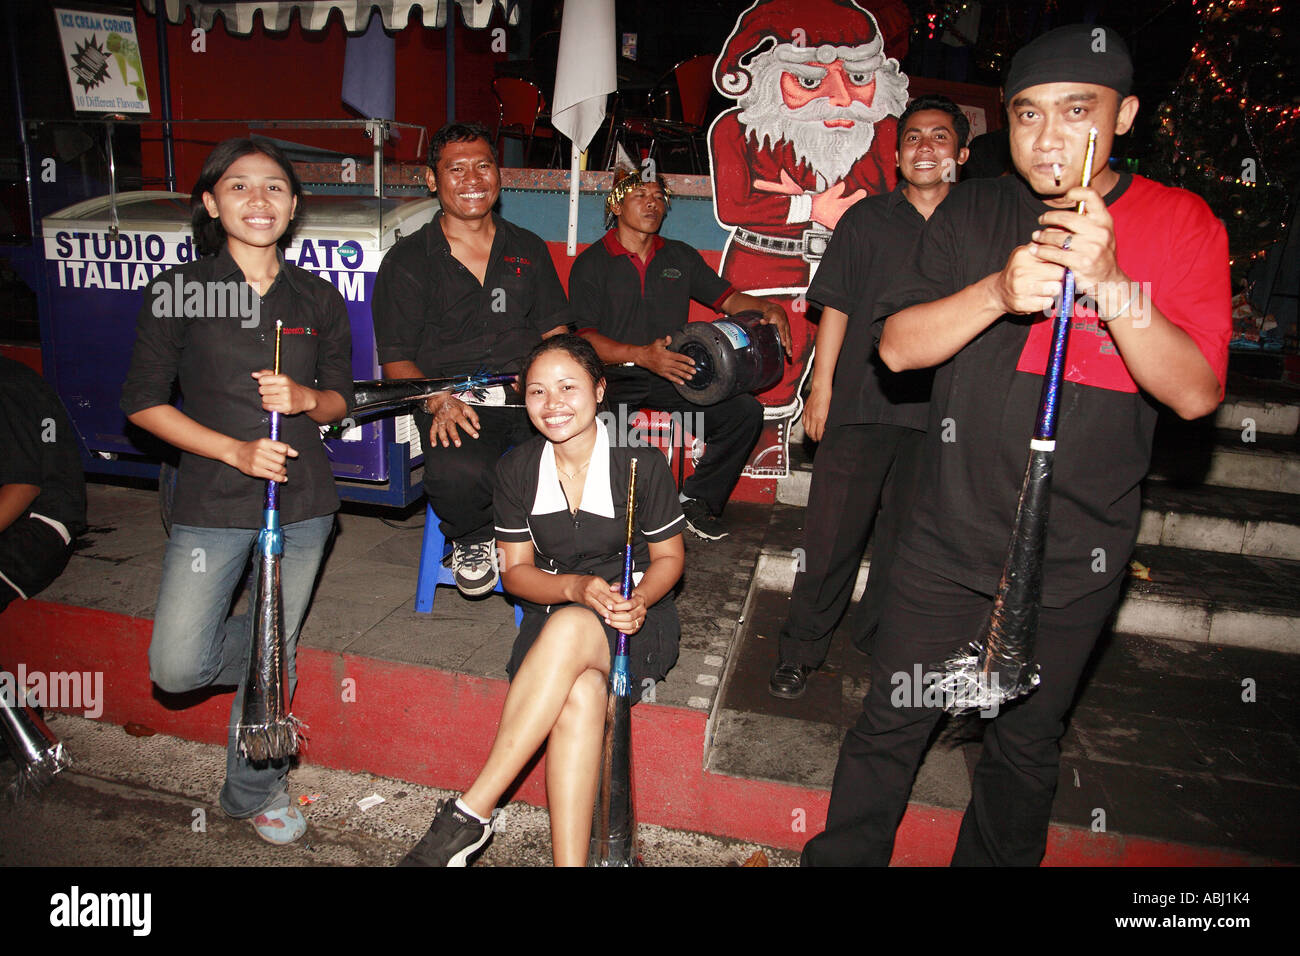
[1052,163,1062,186]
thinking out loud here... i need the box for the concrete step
[1216,393,1300,437]
[781,474,1300,561]
[1137,482,1300,560]
[1217,374,1300,437]
[780,423,1300,504]
[781,375,1299,501]
[1115,544,1300,653]
[1151,425,1300,494]
[707,575,1300,865]
[1227,353,1300,395]
[750,540,1300,654]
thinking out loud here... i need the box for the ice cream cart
[36,183,439,507]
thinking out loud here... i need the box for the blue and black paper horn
[340,370,521,422]
[938,128,1100,713]
[590,458,639,866]
[237,321,303,760]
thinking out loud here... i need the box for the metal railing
[21,117,429,236]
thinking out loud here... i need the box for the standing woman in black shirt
[401,335,686,866]
[120,139,352,845]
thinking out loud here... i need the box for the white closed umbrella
[550,0,617,255]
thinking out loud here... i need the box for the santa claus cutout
[708,0,910,478]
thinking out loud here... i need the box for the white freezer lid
[42,191,440,249]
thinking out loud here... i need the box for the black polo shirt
[0,357,87,537]
[568,231,734,347]
[494,419,685,603]
[372,212,571,378]
[120,247,353,529]
[807,184,934,430]
[872,173,1229,606]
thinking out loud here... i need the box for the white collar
[533,417,615,518]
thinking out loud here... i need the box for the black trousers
[605,372,762,516]
[802,556,1124,866]
[778,423,924,667]
[416,405,537,544]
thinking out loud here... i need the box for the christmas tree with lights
[1150,0,1297,288]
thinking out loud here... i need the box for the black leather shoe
[769,661,812,699]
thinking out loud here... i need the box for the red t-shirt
[1015,174,1230,394]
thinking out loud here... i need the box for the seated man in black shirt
[570,170,791,539]
[0,357,87,612]
[372,123,570,595]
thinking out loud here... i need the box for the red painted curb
[0,600,1271,866]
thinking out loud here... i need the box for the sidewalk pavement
[0,716,795,867]
[3,480,1297,865]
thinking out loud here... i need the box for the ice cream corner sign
[53,6,150,115]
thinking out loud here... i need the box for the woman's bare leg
[546,667,609,866]
[461,607,609,818]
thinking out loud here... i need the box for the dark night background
[1,0,1295,338]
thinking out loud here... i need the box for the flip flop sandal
[251,805,307,846]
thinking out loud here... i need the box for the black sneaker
[768,661,812,699]
[681,498,729,540]
[398,799,495,867]
[452,540,499,596]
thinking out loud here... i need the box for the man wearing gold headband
[569,170,792,540]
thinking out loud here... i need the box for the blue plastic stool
[415,501,523,625]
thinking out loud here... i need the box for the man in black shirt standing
[0,357,87,612]
[372,123,570,595]
[570,171,791,540]
[768,96,970,699]
[803,25,1229,866]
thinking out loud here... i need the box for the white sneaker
[452,540,499,596]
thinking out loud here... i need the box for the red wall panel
[134,2,507,191]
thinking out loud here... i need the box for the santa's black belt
[732,227,830,262]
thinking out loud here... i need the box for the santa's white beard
[785,123,877,185]
[737,53,908,185]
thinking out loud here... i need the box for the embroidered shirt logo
[503,256,531,278]
[661,268,682,279]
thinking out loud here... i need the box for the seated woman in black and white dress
[401,334,686,866]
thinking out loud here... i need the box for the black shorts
[0,516,73,611]
[506,598,680,701]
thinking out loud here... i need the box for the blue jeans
[149,516,334,818]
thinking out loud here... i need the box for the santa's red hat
[714,0,911,97]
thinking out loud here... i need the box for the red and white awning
[139,0,518,34]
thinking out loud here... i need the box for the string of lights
[1157,0,1292,277]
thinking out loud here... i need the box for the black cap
[1004,24,1133,101]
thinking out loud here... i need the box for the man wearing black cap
[803,24,1230,866]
